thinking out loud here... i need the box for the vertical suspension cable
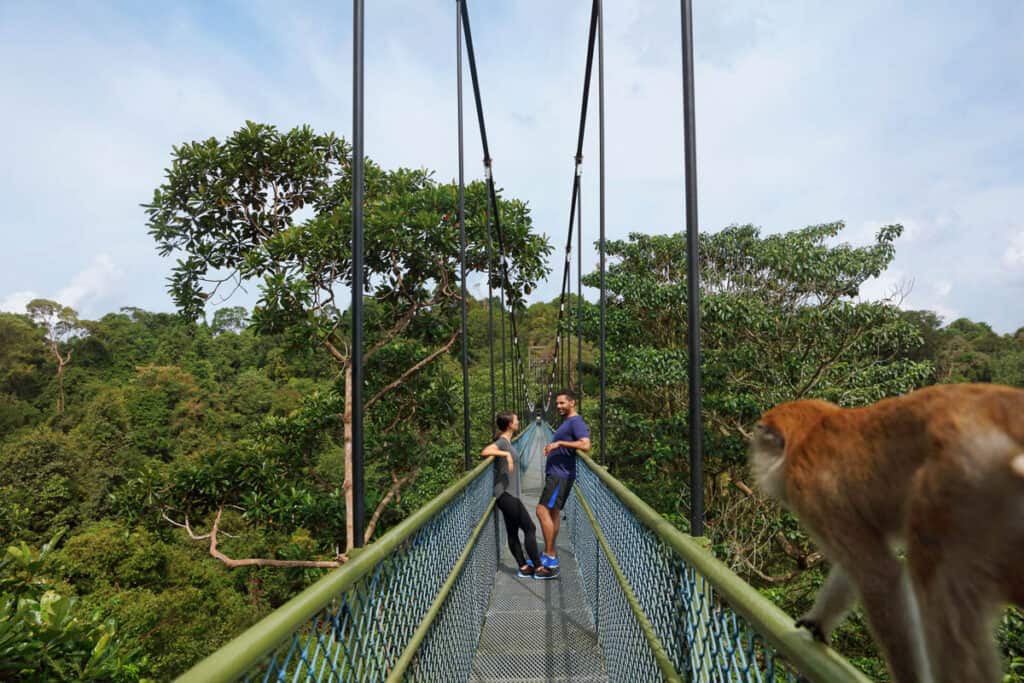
[456,0,471,470]
[680,0,704,536]
[484,182,496,428]
[499,259,507,407]
[460,1,526,419]
[576,161,584,404]
[350,0,366,548]
[543,0,598,419]
[597,0,607,468]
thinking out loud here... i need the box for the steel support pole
[351,0,366,546]
[680,0,704,537]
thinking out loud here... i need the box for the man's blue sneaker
[541,553,560,569]
[526,559,535,568]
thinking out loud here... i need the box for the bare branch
[741,556,801,585]
[162,511,210,540]
[167,508,343,569]
[364,327,460,411]
[362,299,425,365]
[322,338,349,366]
[364,467,421,543]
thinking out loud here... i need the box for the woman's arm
[480,443,507,458]
[480,443,515,472]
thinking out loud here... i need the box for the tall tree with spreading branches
[145,122,550,553]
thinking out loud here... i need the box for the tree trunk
[51,343,70,415]
[343,362,354,553]
[56,364,65,415]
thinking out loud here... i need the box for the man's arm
[543,437,591,455]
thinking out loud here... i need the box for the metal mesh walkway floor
[469,427,608,683]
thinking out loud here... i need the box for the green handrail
[577,452,871,683]
[385,497,496,682]
[574,487,683,683]
[176,457,494,683]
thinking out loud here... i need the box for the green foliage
[0,429,81,543]
[583,223,931,490]
[4,121,1022,678]
[576,222,1023,678]
[0,533,149,681]
[143,122,550,344]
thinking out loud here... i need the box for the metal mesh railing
[568,454,870,683]
[177,459,498,683]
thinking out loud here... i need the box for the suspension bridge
[179,421,867,682]
[177,1,873,680]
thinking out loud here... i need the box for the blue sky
[1,1,1022,332]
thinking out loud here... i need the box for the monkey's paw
[794,618,828,644]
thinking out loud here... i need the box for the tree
[0,313,47,432]
[0,533,148,681]
[211,306,249,336]
[145,122,551,552]
[26,299,83,414]
[576,222,937,675]
[582,221,931,538]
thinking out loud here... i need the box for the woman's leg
[495,493,527,567]
[514,498,542,568]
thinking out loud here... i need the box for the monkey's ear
[754,422,785,452]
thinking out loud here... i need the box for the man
[537,389,591,572]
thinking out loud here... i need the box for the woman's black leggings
[495,493,541,568]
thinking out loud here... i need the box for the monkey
[749,383,1024,683]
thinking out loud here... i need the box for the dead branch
[774,532,824,569]
[167,508,343,569]
[322,338,349,366]
[363,467,421,543]
[732,479,755,497]
[741,557,802,585]
[162,511,210,540]
[364,327,460,410]
[382,404,416,437]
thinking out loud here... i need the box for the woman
[481,411,555,579]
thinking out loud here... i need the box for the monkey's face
[749,421,787,502]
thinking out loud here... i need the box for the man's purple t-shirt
[546,415,589,481]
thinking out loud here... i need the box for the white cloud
[1,254,121,316]
[861,270,959,324]
[0,290,40,315]
[0,1,1021,333]
[57,254,122,310]
[1003,230,1024,269]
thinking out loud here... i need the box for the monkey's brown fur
[750,383,1024,683]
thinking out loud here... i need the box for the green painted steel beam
[575,487,683,683]
[385,497,496,682]
[577,452,871,683]
[176,457,494,683]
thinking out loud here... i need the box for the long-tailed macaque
[749,383,1024,683]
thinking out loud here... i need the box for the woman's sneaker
[533,566,558,580]
[541,553,560,569]
[517,565,535,578]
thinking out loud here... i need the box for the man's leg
[536,475,564,557]
[536,503,556,556]
[548,507,561,554]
